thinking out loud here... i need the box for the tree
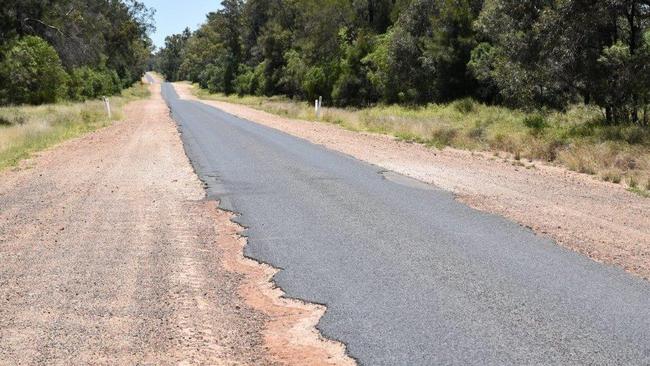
[0,0,154,105]
[158,28,191,82]
[0,36,68,105]
[382,0,438,103]
[474,0,650,123]
[152,0,650,127]
[422,0,482,102]
[218,0,244,94]
[332,28,376,105]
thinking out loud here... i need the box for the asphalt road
[162,83,650,365]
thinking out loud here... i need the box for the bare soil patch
[211,204,354,366]
[173,82,650,281]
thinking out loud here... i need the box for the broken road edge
[166,98,356,366]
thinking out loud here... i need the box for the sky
[142,0,221,49]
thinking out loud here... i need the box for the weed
[523,114,547,136]
[601,170,622,183]
[430,127,458,148]
[628,176,638,189]
[467,126,486,141]
[453,98,475,114]
[628,187,650,198]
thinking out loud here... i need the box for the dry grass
[193,87,650,197]
[0,83,149,170]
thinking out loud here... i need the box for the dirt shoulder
[174,82,650,281]
[0,79,350,365]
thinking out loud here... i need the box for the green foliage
[0,36,68,105]
[155,0,650,130]
[68,67,121,101]
[302,66,330,102]
[454,98,475,114]
[332,30,376,106]
[523,114,547,136]
[280,50,308,98]
[474,0,650,124]
[235,66,259,96]
[158,28,192,82]
[0,1,153,106]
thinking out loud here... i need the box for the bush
[429,127,458,147]
[523,114,547,135]
[0,36,68,105]
[454,98,475,113]
[234,66,262,97]
[302,66,329,102]
[199,64,226,93]
[68,67,121,101]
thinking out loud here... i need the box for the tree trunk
[606,105,613,124]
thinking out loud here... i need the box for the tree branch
[22,18,66,37]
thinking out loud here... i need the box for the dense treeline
[0,0,154,105]
[155,0,650,125]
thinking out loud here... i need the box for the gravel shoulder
[0,80,347,365]
[173,82,650,281]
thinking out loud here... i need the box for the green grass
[192,85,650,193]
[0,82,150,170]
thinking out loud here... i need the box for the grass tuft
[628,187,650,198]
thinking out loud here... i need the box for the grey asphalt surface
[162,83,650,365]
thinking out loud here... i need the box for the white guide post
[315,96,323,119]
[103,96,112,119]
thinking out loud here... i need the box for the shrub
[622,126,646,145]
[467,125,486,141]
[0,36,68,105]
[68,67,121,101]
[628,176,638,188]
[235,68,255,96]
[429,127,458,147]
[454,98,475,113]
[197,63,225,93]
[489,132,517,153]
[523,114,547,135]
[302,66,329,102]
[601,169,622,183]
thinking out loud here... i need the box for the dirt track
[0,81,351,365]
[173,82,650,281]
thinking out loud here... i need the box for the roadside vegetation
[194,86,650,195]
[0,83,149,170]
[0,1,154,106]
[156,0,650,197]
[0,1,155,170]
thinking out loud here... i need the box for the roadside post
[315,96,323,119]
[102,96,112,119]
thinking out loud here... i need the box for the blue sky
[143,0,220,49]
